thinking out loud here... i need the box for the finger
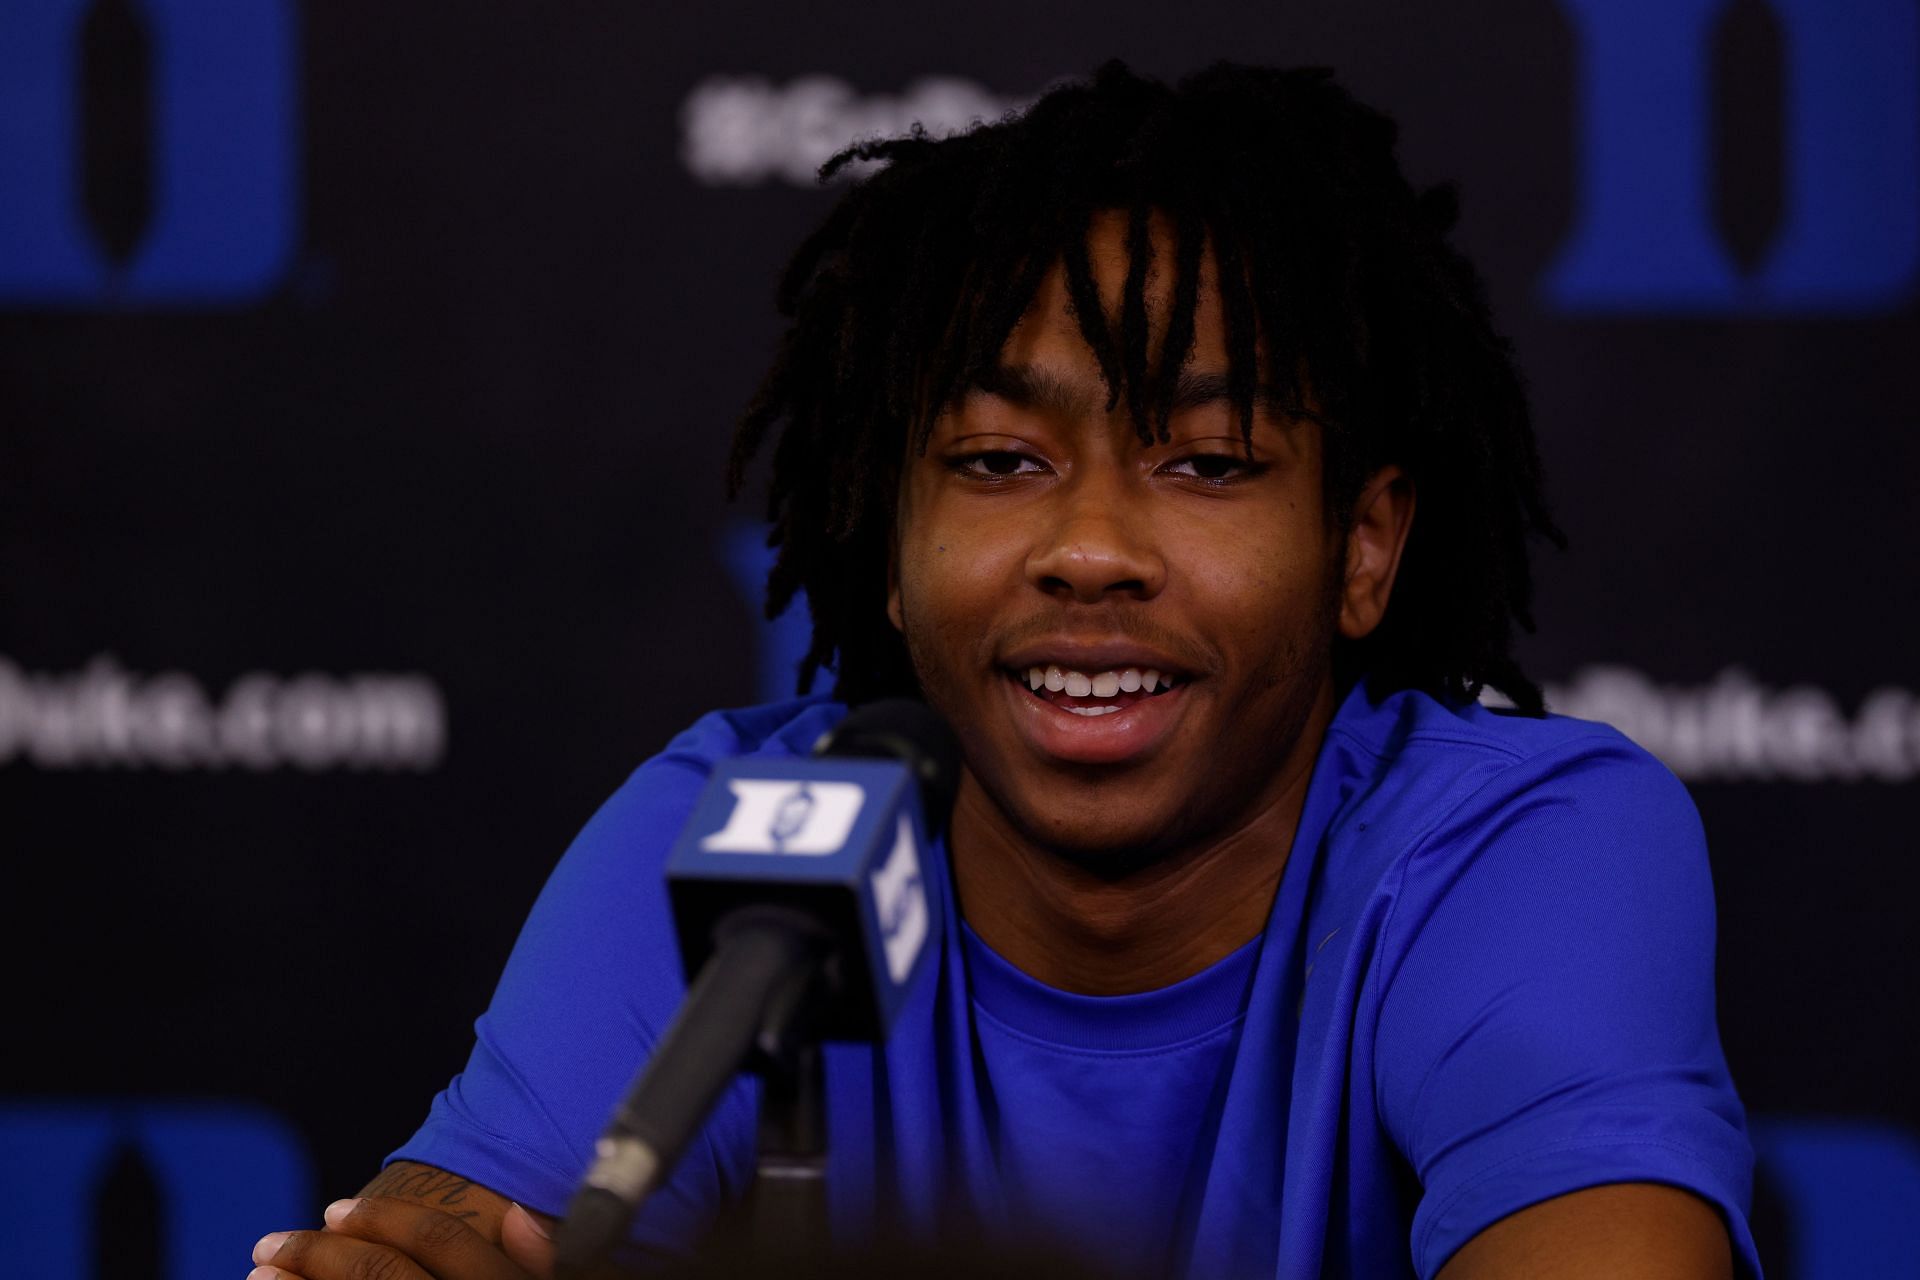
[252,1227,429,1280]
[324,1195,533,1279]
[500,1203,557,1279]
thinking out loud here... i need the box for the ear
[1339,465,1415,641]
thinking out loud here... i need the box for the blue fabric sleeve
[1372,738,1760,1278]
[386,715,764,1255]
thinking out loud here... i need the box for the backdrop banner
[3,2,1916,1276]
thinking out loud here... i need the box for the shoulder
[611,694,850,813]
[539,694,850,896]
[1328,679,1660,777]
[1308,683,1711,976]
[651,694,851,772]
[1322,681,1700,857]
[1322,685,1718,1022]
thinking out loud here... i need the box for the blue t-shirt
[961,920,1262,1276]
[392,683,1761,1278]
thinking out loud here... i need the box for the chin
[997,782,1196,873]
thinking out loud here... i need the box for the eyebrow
[965,362,1263,419]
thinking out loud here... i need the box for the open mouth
[1006,664,1186,716]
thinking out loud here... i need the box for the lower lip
[1000,673,1192,766]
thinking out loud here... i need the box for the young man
[251,62,1759,1280]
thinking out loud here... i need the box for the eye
[1162,452,1261,483]
[954,450,1048,478]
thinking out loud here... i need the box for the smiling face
[887,213,1380,868]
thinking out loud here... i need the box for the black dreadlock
[727,60,1565,714]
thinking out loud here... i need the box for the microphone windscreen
[814,699,961,837]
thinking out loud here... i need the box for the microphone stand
[555,909,834,1279]
[741,950,832,1260]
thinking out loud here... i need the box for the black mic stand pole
[555,909,832,1279]
[741,953,832,1261]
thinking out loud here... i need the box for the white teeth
[1066,705,1121,716]
[1022,663,1181,700]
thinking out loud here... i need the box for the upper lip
[999,640,1202,680]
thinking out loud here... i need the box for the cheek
[1175,514,1335,654]
[1179,498,1298,584]
[893,534,993,682]
[897,492,1026,624]
[905,557,1006,649]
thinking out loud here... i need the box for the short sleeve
[386,721,763,1256]
[1372,739,1761,1278]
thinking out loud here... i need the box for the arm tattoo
[360,1163,482,1220]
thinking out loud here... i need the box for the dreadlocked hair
[727,60,1566,714]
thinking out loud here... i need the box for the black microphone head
[812,699,962,839]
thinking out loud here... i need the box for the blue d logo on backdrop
[1550,0,1920,313]
[0,0,299,307]
[0,1102,312,1277]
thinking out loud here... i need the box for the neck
[949,678,1337,995]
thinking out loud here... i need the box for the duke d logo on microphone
[699,779,867,855]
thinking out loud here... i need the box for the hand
[249,1194,557,1280]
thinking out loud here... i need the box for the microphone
[555,699,960,1274]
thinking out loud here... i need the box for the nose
[1025,467,1166,603]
